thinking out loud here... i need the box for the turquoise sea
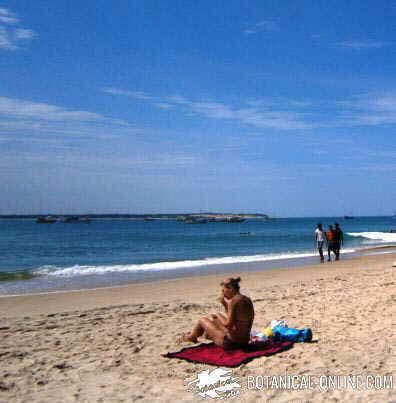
[1,216,395,295]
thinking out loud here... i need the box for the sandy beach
[1,251,395,402]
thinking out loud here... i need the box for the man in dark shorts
[314,223,325,263]
[333,223,344,261]
[326,225,337,262]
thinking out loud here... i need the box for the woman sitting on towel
[181,277,254,349]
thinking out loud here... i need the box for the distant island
[0,213,270,220]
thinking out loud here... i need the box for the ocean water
[1,216,395,295]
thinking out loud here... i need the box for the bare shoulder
[240,294,254,309]
[232,294,252,306]
[226,294,242,308]
[240,293,252,302]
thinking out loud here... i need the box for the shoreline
[1,250,395,318]
[1,244,395,299]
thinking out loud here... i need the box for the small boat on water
[184,217,208,224]
[226,217,245,223]
[215,216,245,223]
[36,216,57,224]
[343,216,354,220]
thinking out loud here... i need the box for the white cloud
[0,25,14,49]
[367,94,396,112]
[153,102,175,109]
[338,93,396,125]
[337,40,389,49]
[180,101,312,130]
[0,7,18,24]
[246,98,312,108]
[102,87,153,100]
[244,19,279,35]
[0,97,103,121]
[104,88,314,130]
[104,86,396,130]
[0,7,36,50]
[15,28,35,40]
[235,108,312,130]
[0,96,138,141]
[166,95,188,104]
[189,102,235,119]
[256,20,279,30]
[0,150,203,174]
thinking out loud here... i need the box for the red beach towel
[164,340,293,367]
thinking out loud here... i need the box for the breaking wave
[32,250,358,277]
[347,232,396,243]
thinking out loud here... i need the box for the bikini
[223,335,247,350]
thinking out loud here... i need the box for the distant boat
[36,216,57,224]
[185,217,208,224]
[226,217,245,223]
[215,216,245,223]
[343,216,355,219]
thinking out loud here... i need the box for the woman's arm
[223,299,238,330]
[218,293,228,313]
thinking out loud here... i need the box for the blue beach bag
[273,326,312,342]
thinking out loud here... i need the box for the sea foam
[347,232,396,243]
[33,249,356,277]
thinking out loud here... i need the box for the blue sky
[1,0,395,216]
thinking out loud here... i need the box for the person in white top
[314,223,325,263]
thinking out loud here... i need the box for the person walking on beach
[315,223,325,263]
[326,225,337,262]
[180,277,254,349]
[333,223,344,261]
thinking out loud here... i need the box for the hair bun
[220,277,241,291]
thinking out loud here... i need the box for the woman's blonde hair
[220,277,241,291]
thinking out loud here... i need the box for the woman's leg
[207,312,228,331]
[214,313,228,332]
[198,318,227,346]
[183,317,226,346]
[182,318,206,342]
[216,312,228,322]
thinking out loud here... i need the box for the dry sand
[0,252,395,402]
